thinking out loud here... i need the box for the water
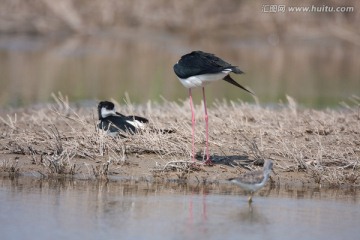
[0,32,359,108]
[1,176,359,240]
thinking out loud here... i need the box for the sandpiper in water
[229,159,273,203]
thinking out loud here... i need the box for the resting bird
[97,101,148,136]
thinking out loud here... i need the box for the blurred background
[0,0,359,108]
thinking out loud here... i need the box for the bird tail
[131,116,149,124]
[223,75,254,95]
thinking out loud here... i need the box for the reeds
[1,0,359,44]
[0,158,20,175]
[0,93,359,186]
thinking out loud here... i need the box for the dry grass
[0,93,359,186]
[0,158,20,175]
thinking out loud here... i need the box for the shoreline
[1,96,359,188]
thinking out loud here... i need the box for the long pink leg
[202,87,211,164]
[189,88,195,161]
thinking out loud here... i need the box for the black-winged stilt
[173,51,253,164]
[228,159,273,203]
[97,101,149,136]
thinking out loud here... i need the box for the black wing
[174,51,243,78]
[126,115,148,124]
[99,116,137,133]
[116,112,149,124]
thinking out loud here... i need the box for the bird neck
[262,169,272,184]
[100,108,117,119]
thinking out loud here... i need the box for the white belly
[126,120,146,129]
[177,70,230,88]
[233,181,264,193]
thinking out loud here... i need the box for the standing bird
[173,51,253,164]
[97,101,149,136]
[228,159,273,203]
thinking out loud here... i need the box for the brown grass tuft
[0,158,20,175]
[0,93,359,186]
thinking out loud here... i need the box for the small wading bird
[173,51,253,164]
[97,101,149,137]
[228,159,273,203]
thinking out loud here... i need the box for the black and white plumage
[97,101,148,136]
[173,51,253,164]
[173,51,252,94]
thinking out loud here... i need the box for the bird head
[98,101,116,119]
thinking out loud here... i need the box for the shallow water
[0,176,359,240]
[0,32,359,108]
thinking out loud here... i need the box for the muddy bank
[0,95,359,187]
